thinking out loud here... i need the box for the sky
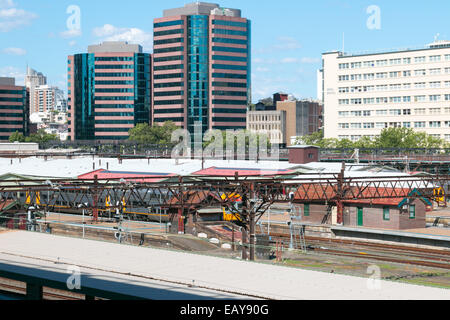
[0,0,449,102]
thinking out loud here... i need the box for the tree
[295,127,449,150]
[128,121,178,144]
[258,97,273,106]
[9,129,57,144]
[8,131,26,142]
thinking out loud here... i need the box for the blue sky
[0,0,449,102]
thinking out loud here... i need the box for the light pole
[78,203,88,238]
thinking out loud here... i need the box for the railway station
[0,149,448,300]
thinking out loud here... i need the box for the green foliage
[9,129,58,144]
[295,127,450,149]
[128,121,178,144]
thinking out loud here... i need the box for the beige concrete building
[320,41,450,142]
[276,99,322,146]
[246,110,286,145]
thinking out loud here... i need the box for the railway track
[265,232,450,270]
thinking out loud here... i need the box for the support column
[93,174,98,223]
[336,162,345,225]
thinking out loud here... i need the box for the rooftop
[163,2,241,18]
[0,230,447,299]
[324,41,450,58]
[87,41,142,54]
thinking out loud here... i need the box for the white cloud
[93,24,153,49]
[301,57,320,64]
[281,57,299,64]
[274,36,302,50]
[255,66,270,72]
[2,47,26,55]
[0,66,24,84]
[60,28,82,38]
[0,1,37,32]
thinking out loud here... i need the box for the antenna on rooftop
[434,33,440,42]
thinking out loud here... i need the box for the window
[429,55,441,62]
[414,121,426,128]
[338,111,349,117]
[429,81,441,88]
[429,108,441,115]
[304,204,310,217]
[429,95,441,102]
[414,69,426,76]
[390,58,401,65]
[362,110,371,116]
[363,122,374,129]
[414,108,426,115]
[409,205,415,219]
[389,97,401,103]
[350,123,362,129]
[403,122,411,128]
[414,95,426,102]
[429,121,441,128]
[339,63,349,69]
[389,109,401,115]
[429,68,441,75]
[389,71,400,78]
[376,122,387,128]
[376,59,387,66]
[383,207,390,220]
[403,70,411,77]
[415,56,426,63]
[338,123,349,129]
[415,82,426,89]
[402,109,411,115]
[403,96,411,102]
[403,58,411,64]
[376,109,387,116]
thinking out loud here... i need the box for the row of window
[212,37,247,45]
[338,55,450,69]
[339,81,450,93]
[95,56,133,61]
[154,28,183,37]
[338,94,450,105]
[338,68,450,82]
[339,107,450,117]
[95,64,133,69]
[154,64,184,71]
[154,37,184,45]
[212,28,247,37]
[338,121,450,129]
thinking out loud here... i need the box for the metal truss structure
[0,169,448,260]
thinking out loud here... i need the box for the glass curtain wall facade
[153,4,251,135]
[187,15,209,134]
[0,82,29,141]
[68,48,151,141]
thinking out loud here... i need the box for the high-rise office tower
[25,67,47,116]
[152,2,251,134]
[67,41,151,141]
[0,77,29,141]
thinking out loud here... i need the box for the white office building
[319,41,450,142]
